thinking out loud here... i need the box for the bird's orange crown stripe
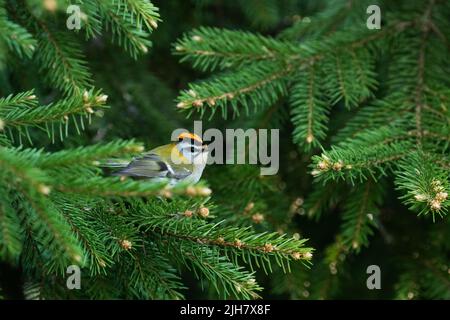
[178,132,203,143]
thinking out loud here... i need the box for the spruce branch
[278,0,355,41]
[414,0,436,145]
[72,0,103,39]
[33,23,93,96]
[395,152,449,219]
[0,185,23,262]
[322,49,377,108]
[340,180,382,252]
[0,148,84,271]
[0,90,37,112]
[0,0,448,300]
[36,139,144,168]
[0,3,36,58]
[176,61,291,117]
[0,133,10,147]
[125,243,185,299]
[175,21,410,118]
[333,94,411,142]
[95,0,152,58]
[53,176,211,198]
[290,64,330,150]
[176,22,411,74]
[311,126,413,183]
[50,195,116,276]
[165,241,262,299]
[174,27,301,71]
[1,89,108,142]
[304,182,341,221]
[129,199,313,274]
[117,0,160,32]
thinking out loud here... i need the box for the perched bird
[105,132,208,185]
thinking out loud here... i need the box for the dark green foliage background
[0,0,449,300]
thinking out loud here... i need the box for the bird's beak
[202,143,208,151]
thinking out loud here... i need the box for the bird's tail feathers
[99,158,131,168]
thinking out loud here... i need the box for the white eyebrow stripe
[178,139,203,145]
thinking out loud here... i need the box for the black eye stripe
[182,145,201,153]
[181,141,202,147]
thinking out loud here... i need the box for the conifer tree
[0,0,312,299]
[174,0,450,299]
[0,0,449,300]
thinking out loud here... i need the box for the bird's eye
[178,137,183,142]
[190,147,195,153]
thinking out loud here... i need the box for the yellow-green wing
[113,144,193,179]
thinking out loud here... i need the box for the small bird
[106,132,208,185]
